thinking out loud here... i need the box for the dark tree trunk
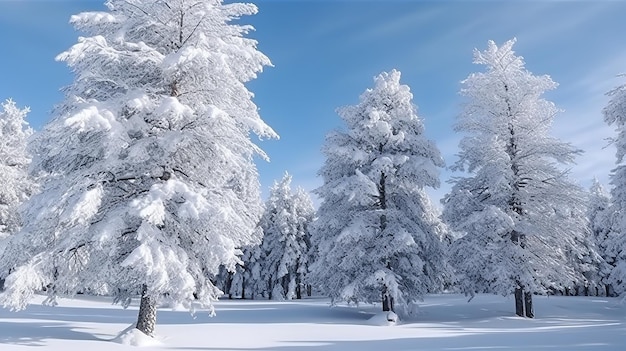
[295,274,302,299]
[241,276,246,300]
[225,272,233,299]
[307,284,312,297]
[282,275,289,298]
[382,285,394,312]
[296,284,302,299]
[514,287,524,317]
[136,284,157,337]
[524,291,534,318]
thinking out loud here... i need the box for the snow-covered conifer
[587,179,614,296]
[443,39,589,317]
[240,243,265,299]
[0,0,276,337]
[257,173,315,300]
[311,70,448,315]
[0,99,34,259]
[603,74,626,297]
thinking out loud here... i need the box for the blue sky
[1,0,625,204]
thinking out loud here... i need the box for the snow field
[0,293,624,350]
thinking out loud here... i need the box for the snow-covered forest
[0,0,625,349]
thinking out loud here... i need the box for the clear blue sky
[1,0,625,203]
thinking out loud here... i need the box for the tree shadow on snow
[157,300,378,326]
[0,302,137,325]
[0,321,105,347]
[172,325,623,351]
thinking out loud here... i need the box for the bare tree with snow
[0,0,276,337]
[443,39,589,318]
[311,70,448,315]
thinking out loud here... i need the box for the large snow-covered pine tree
[0,0,276,337]
[603,74,626,297]
[0,99,35,261]
[311,70,448,315]
[443,39,589,317]
[257,172,315,300]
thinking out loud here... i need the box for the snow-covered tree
[0,99,34,263]
[603,74,626,297]
[310,70,448,315]
[0,0,276,337]
[256,172,315,300]
[587,179,614,296]
[239,243,265,299]
[443,39,589,318]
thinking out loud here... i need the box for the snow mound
[367,311,398,326]
[112,325,163,347]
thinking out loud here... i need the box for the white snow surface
[0,293,624,350]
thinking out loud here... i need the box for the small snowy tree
[0,0,276,337]
[587,179,614,296]
[257,172,315,300]
[240,243,265,299]
[311,70,448,315]
[0,99,35,264]
[603,74,626,297]
[443,39,589,318]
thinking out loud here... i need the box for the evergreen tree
[311,70,448,315]
[587,179,614,296]
[603,74,626,297]
[0,99,35,265]
[443,39,588,317]
[0,0,276,337]
[241,243,265,299]
[257,173,315,300]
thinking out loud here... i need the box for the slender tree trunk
[514,287,524,317]
[225,272,233,299]
[382,285,394,312]
[295,274,302,299]
[136,284,157,337]
[307,284,312,297]
[241,276,246,300]
[524,291,534,318]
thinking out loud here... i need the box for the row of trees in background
[202,40,626,319]
[1,0,626,338]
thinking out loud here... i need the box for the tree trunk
[295,275,302,300]
[225,272,233,299]
[382,285,394,312]
[136,284,157,337]
[241,276,246,300]
[307,284,312,297]
[524,291,534,318]
[514,287,524,317]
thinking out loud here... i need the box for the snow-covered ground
[0,293,624,350]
